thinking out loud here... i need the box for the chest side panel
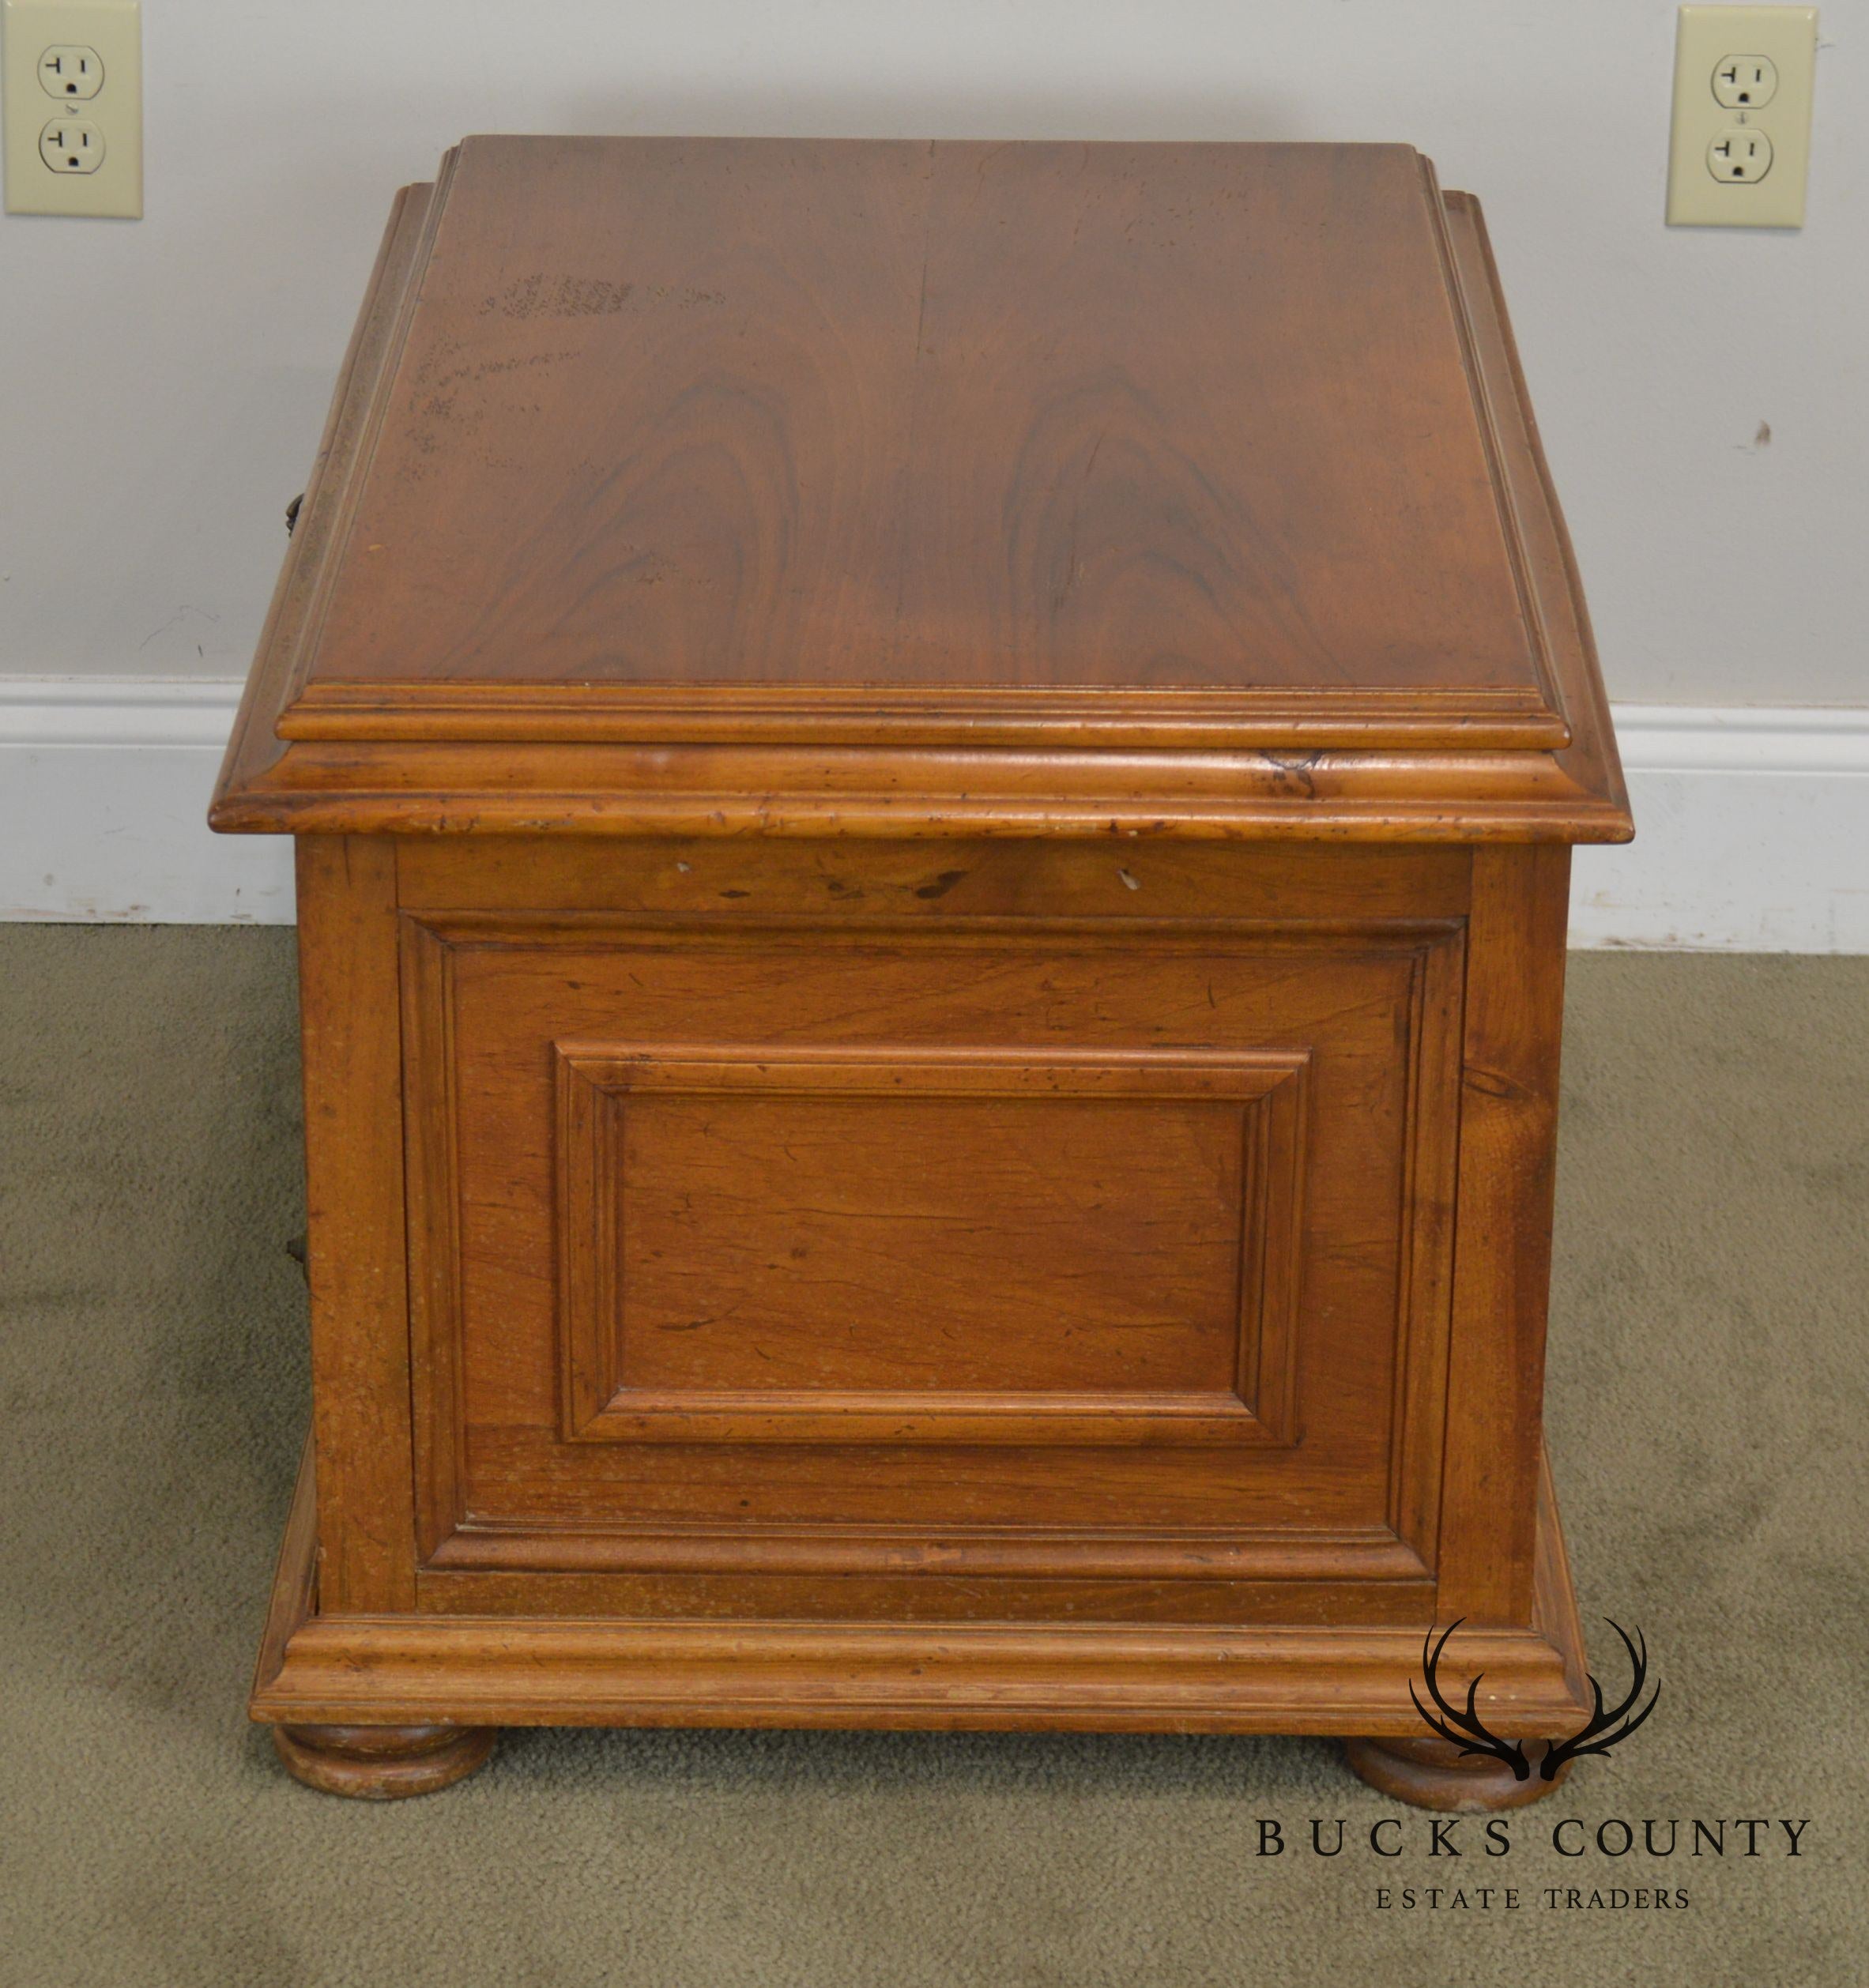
[398,840,1467,1623]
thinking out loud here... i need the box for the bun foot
[272,1723,496,1799]
[1343,1734,1570,1813]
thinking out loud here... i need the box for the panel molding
[555,1043,1309,1448]
[400,911,1461,1587]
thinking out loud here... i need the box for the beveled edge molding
[209,743,1636,842]
[555,1043,1309,1448]
[251,1437,1589,1736]
[205,172,1630,849]
[1417,153,1565,745]
[1441,191,1630,842]
[213,171,443,832]
[278,680,1571,754]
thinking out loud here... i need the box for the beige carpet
[1,930,1863,1988]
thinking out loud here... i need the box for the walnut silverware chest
[211,136,1632,1806]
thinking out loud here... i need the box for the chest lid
[213,137,1630,842]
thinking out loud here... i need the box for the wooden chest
[212,137,1631,1806]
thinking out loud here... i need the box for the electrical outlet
[1708,126,1773,182]
[1667,6,1817,228]
[36,43,100,96]
[38,113,100,170]
[3,0,140,216]
[1711,54,1777,107]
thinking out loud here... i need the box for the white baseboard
[0,680,293,925]
[1,680,1864,950]
[1569,706,1869,953]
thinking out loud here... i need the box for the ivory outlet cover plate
[3,0,140,216]
[1667,6,1817,228]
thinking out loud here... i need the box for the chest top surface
[212,136,1631,842]
[313,137,1537,703]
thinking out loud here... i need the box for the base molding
[251,1442,1592,1741]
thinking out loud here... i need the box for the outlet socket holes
[37,42,100,96]
[39,116,101,171]
[1709,126,1772,181]
[1713,54,1777,107]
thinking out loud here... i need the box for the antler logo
[1411,1618,1660,1781]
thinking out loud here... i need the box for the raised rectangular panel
[399,913,1464,1594]
[556,1045,1309,1446]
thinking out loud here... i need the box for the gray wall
[2,0,1862,706]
